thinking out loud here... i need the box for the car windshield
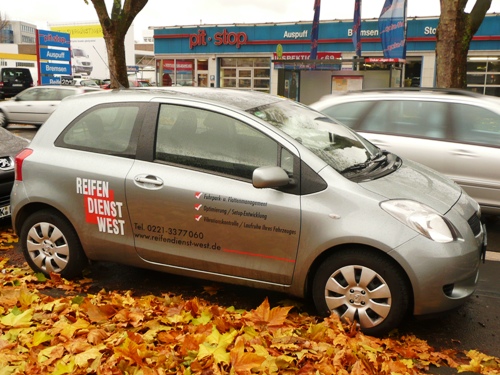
[247,99,380,173]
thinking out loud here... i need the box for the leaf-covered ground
[1,229,499,374]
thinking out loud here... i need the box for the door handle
[134,175,164,189]
[450,149,477,157]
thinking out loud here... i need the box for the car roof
[62,87,287,112]
[312,87,500,108]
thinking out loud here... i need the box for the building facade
[153,14,500,104]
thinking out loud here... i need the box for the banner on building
[352,0,362,56]
[310,0,321,59]
[378,0,407,61]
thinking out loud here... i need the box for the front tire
[20,209,88,279]
[312,248,410,336]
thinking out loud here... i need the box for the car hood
[360,158,461,215]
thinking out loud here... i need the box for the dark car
[0,127,29,219]
[0,68,34,100]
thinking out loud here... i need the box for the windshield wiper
[340,151,387,175]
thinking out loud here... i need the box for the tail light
[15,148,33,181]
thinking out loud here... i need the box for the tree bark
[89,0,148,89]
[436,0,491,88]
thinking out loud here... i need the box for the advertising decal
[378,0,407,60]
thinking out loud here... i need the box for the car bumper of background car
[0,196,11,219]
[392,219,485,317]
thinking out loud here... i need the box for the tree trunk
[90,0,148,89]
[436,0,492,88]
[102,28,129,88]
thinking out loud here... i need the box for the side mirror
[252,166,290,188]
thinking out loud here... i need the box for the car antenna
[92,45,126,89]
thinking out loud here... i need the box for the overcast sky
[4,0,500,41]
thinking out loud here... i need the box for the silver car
[310,88,500,215]
[0,85,102,128]
[10,88,486,336]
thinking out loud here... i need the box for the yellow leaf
[1,308,33,327]
[230,338,265,374]
[60,318,90,339]
[32,331,53,347]
[197,326,238,364]
[19,288,39,309]
[52,357,75,375]
[74,347,104,368]
[192,310,212,326]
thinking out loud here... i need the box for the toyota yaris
[11,88,486,336]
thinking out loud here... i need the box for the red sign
[189,29,248,49]
[273,52,342,60]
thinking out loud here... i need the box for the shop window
[197,59,208,70]
[467,57,500,96]
[219,58,270,93]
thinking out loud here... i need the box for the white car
[0,85,102,128]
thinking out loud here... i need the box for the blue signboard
[39,48,70,61]
[41,62,71,75]
[37,29,71,85]
[41,76,62,85]
[37,30,71,48]
[40,48,71,62]
[154,15,500,56]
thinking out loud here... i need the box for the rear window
[56,104,143,158]
[1,68,32,83]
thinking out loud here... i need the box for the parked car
[310,88,500,215]
[0,128,29,219]
[129,79,152,87]
[100,79,111,89]
[0,67,33,100]
[11,88,486,336]
[73,78,100,87]
[0,85,102,128]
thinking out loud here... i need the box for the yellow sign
[276,44,283,59]
[50,24,104,39]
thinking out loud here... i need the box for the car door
[8,87,60,124]
[125,104,301,285]
[444,102,500,210]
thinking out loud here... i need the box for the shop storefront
[153,14,500,104]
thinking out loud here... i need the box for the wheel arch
[304,243,415,314]
[14,202,84,255]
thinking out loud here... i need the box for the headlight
[381,200,462,243]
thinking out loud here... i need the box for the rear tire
[0,110,7,128]
[312,248,410,336]
[20,209,88,279]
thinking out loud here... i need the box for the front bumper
[393,213,486,317]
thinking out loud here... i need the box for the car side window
[57,105,140,157]
[451,103,500,146]
[155,104,279,180]
[361,100,447,139]
[321,101,373,127]
[17,89,40,101]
